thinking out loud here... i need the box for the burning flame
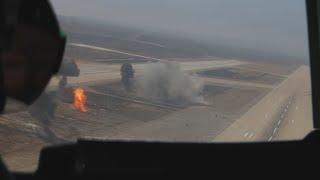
[73,87,87,112]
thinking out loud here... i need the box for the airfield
[0,17,313,171]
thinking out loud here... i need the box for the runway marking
[244,132,249,137]
[24,123,40,131]
[273,127,278,135]
[248,133,254,139]
[71,43,164,62]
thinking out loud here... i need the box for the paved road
[71,43,165,62]
[214,65,313,142]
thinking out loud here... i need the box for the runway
[214,66,313,142]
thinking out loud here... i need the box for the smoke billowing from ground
[138,61,205,104]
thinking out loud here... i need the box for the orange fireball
[73,87,87,112]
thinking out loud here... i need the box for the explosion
[73,87,87,112]
[138,61,205,103]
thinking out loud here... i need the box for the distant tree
[58,59,80,77]
[120,63,135,92]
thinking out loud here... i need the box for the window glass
[0,0,313,172]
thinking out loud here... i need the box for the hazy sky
[51,0,309,60]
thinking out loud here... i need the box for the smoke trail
[138,61,205,104]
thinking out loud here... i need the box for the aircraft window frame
[306,0,320,128]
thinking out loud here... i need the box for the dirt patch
[204,86,269,118]
[198,67,285,85]
[89,81,268,118]
[237,62,298,76]
[89,81,196,109]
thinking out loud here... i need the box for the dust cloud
[137,61,205,104]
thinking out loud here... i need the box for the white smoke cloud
[137,61,205,104]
